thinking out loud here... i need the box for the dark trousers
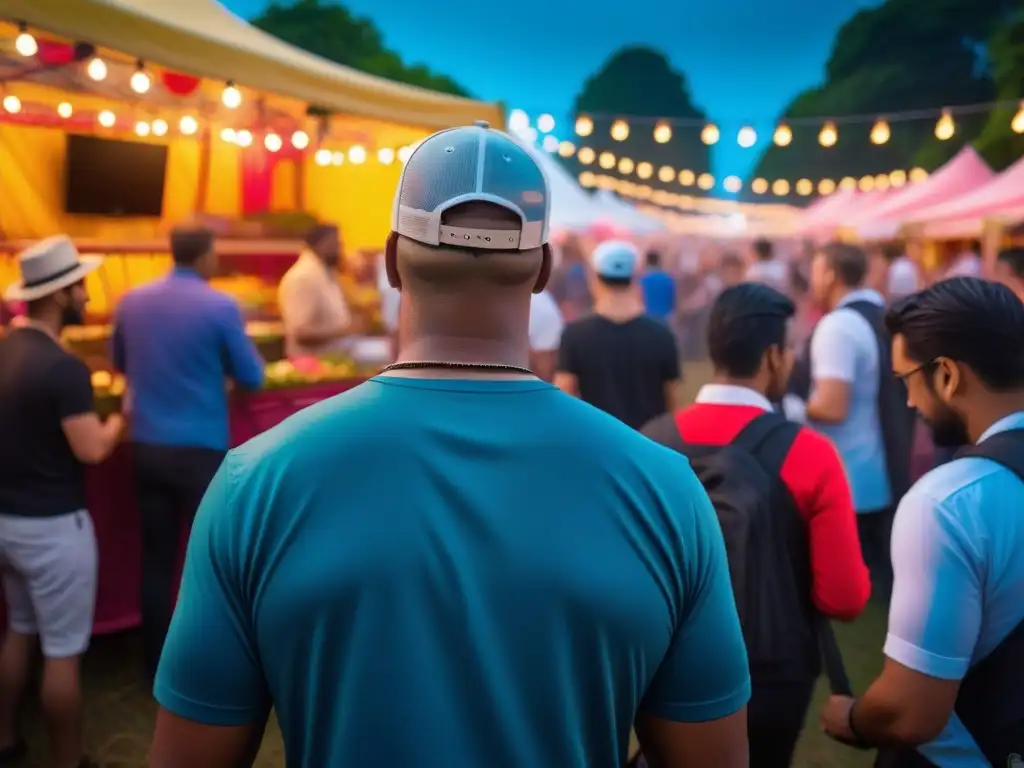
[857,508,895,604]
[132,443,225,678]
[747,681,815,768]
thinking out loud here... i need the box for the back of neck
[595,295,643,322]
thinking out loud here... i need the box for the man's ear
[385,232,401,290]
[533,243,553,294]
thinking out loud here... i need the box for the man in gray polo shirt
[804,243,895,599]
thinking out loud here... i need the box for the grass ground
[18,362,888,766]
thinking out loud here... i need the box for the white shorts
[0,510,98,658]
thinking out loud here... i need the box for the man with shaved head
[149,122,751,768]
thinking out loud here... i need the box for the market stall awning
[1,0,504,130]
[911,154,1024,238]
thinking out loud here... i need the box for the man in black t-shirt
[555,240,681,429]
[0,236,124,768]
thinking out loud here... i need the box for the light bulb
[134,120,150,137]
[291,130,310,150]
[179,115,199,135]
[348,145,366,164]
[151,118,168,137]
[618,157,635,175]
[697,173,715,190]
[610,120,629,141]
[558,140,575,157]
[819,121,838,147]
[537,113,555,133]
[377,147,395,165]
[839,176,857,191]
[98,109,116,128]
[220,127,236,143]
[737,126,757,148]
[86,57,107,82]
[772,179,790,196]
[541,135,559,152]
[314,149,332,166]
[130,66,151,95]
[859,175,875,192]
[574,115,593,137]
[935,110,955,140]
[15,26,38,57]
[578,171,596,188]
[724,176,742,194]
[332,151,344,166]
[599,151,616,169]
[222,83,242,109]
[658,165,675,183]
[751,178,769,195]
[577,147,595,165]
[870,119,890,145]
[636,162,654,180]
[909,167,928,184]
[653,121,672,144]
[678,169,696,187]
[236,129,253,148]
[796,178,813,196]
[508,109,529,132]
[773,124,792,147]
[889,169,907,188]
[57,101,73,119]
[1013,102,1024,135]
[2,95,21,114]
[874,174,890,191]
[818,179,836,195]
[264,133,282,152]
[398,145,413,163]
[701,124,720,145]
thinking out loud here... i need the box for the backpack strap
[731,412,800,476]
[954,428,1024,482]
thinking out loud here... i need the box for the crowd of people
[0,119,1022,768]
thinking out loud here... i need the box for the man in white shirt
[278,225,351,358]
[528,289,563,382]
[745,239,789,294]
[822,277,1024,767]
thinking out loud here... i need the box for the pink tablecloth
[86,379,365,634]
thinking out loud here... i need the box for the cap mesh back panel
[481,136,548,224]
[398,132,479,213]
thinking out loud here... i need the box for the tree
[745,0,1016,202]
[564,47,711,194]
[252,0,470,97]
[974,11,1024,171]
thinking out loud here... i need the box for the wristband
[847,699,871,749]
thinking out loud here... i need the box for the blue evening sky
[226,0,881,182]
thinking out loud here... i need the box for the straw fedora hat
[4,236,102,303]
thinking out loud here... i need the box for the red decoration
[36,38,75,67]
[160,71,201,97]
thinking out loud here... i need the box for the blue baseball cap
[592,240,639,280]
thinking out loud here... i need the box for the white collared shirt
[278,250,351,358]
[695,383,773,412]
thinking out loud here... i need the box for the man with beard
[821,277,1024,766]
[0,237,124,768]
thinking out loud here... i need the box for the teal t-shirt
[155,376,750,767]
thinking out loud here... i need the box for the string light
[935,110,955,140]
[700,124,720,145]
[772,179,790,196]
[909,167,929,183]
[577,147,596,165]
[220,127,236,143]
[57,101,73,119]
[575,115,593,137]
[840,176,857,191]
[332,151,345,166]
[678,169,696,186]
[179,115,199,135]
[773,124,792,147]
[222,82,242,109]
[315,149,332,166]
[697,173,715,190]
[870,119,890,145]
[737,126,757,148]
[348,145,366,164]
[377,147,395,165]
[618,157,635,175]
[558,140,576,157]
[540,135,558,152]
[658,165,675,183]
[819,121,838,147]
[610,120,630,141]
[150,119,168,137]
[508,109,529,132]
[2,95,21,114]
[751,178,769,194]
[1013,102,1024,134]
[858,175,875,192]
[236,129,254,148]
[636,162,653,180]
[98,109,116,128]
[723,176,742,193]
[291,130,310,150]
[130,62,151,94]
[653,121,672,143]
[889,169,907,188]
[795,178,813,196]
[86,56,107,82]
[818,179,836,195]
[598,151,615,169]
[874,173,891,191]
[398,145,414,163]
[264,132,282,152]
[537,114,555,133]
[15,23,37,57]
[134,120,150,137]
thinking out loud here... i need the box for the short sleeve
[528,293,565,352]
[883,487,982,680]
[640,467,751,722]
[278,272,318,333]
[810,311,859,382]
[52,355,95,420]
[556,324,580,374]
[154,454,271,725]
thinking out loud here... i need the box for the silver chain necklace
[380,360,534,376]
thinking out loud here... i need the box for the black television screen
[64,134,168,216]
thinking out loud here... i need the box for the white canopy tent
[527,148,607,232]
[592,190,666,235]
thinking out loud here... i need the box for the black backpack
[642,411,830,685]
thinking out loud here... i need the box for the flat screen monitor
[63,134,168,217]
